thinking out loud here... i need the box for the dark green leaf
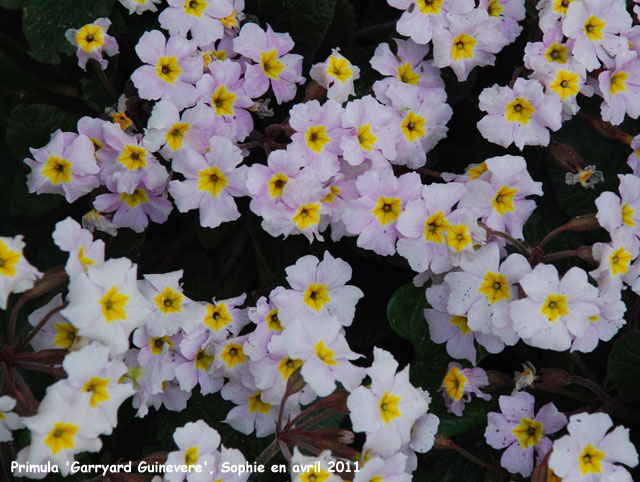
[386,282,430,359]
[608,331,640,401]
[6,103,76,158]
[23,0,114,64]
[0,0,23,9]
[244,0,337,61]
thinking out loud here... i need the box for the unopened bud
[566,214,600,232]
[576,245,596,265]
[284,367,306,396]
[550,140,583,172]
[539,368,571,389]
[22,267,68,301]
[303,81,326,102]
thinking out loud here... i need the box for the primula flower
[118,0,161,15]
[441,362,490,416]
[549,412,638,482]
[537,0,576,33]
[169,136,248,229]
[396,182,466,274]
[233,23,304,104]
[388,0,476,45]
[485,391,567,477]
[131,30,202,109]
[595,174,640,240]
[458,155,543,239]
[432,9,508,82]
[0,235,42,310]
[61,257,152,355]
[52,217,105,277]
[290,449,342,482]
[599,52,640,126]
[282,316,364,396]
[477,78,563,149]
[478,0,526,44]
[353,453,412,482]
[18,386,101,477]
[340,95,399,168]
[590,230,639,300]
[0,396,24,442]
[348,348,429,457]
[562,0,631,71]
[97,122,169,195]
[27,294,82,352]
[164,420,221,482]
[571,293,626,353]
[138,270,208,336]
[342,168,422,256]
[271,251,364,327]
[444,243,530,345]
[627,134,640,175]
[25,129,100,203]
[310,48,360,104]
[288,99,347,181]
[425,283,504,365]
[196,59,254,141]
[510,264,599,351]
[159,0,234,47]
[370,38,444,105]
[59,344,135,435]
[65,18,118,70]
[245,147,309,216]
[384,82,452,169]
[260,178,329,242]
[174,333,224,395]
[93,178,173,233]
[144,101,215,158]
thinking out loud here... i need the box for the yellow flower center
[468,162,488,180]
[545,43,568,63]
[446,224,472,252]
[451,34,476,61]
[268,173,288,198]
[541,294,569,322]
[400,111,426,142]
[150,336,173,355]
[512,417,544,448]
[260,50,285,80]
[184,0,207,16]
[372,196,402,225]
[417,0,443,15]
[584,15,606,41]
[54,322,79,349]
[211,84,236,116]
[505,97,535,124]
[378,391,402,423]
[278,357,303,379]
[292,203,320,230]
[204,303,232,331]
[397,63,420,85]
[609,246,632,275]
[550,70,580,99]
[609,71,628,96]
[492,185,518,216]
[553,0,573,15]
[82,377,110,407]
[154,286,183,314]
[248,390,271,414]
[443,365,467,400]
[266,308,283,331]
[300,469,331,482]
[326,56,352,83]
[220,343,246,368]
[305,125,330,153]
[357,124,377,151]
[195,349,214,370]
[478,272,510,304]
[42,156,72,184]
[119,189,148,208]
[621,203,635,227]
[424,211,450,243]
[487,0,503,17]
[156,56,182,83]
[45,422,78,455]
[579,444,606,475]
[450,315,471,335]
[100,285,129,323]
[165,123,190,151]
[303,284,331,311]
[220,10,238,28]
[322,185,340,204]
[118,144,147,170]
[314,341,337,366]
[0,241,21,278]
[198,166,228,197]
[76,24,104,52]
[184,446,199,466]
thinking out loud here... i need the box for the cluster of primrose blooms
[2,0,640,480]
